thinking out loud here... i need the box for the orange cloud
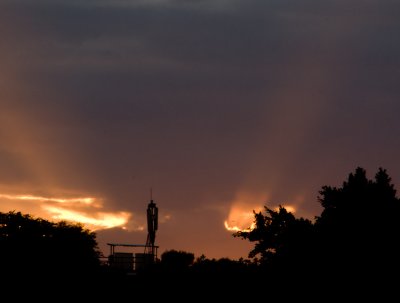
[0,193,132,231]
[42,205,131,231]
[224,191,265,232]
[224,191,298,232]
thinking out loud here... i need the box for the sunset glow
[277,205,296,213]
[224,191,265,232]
[0,194,96,205]
[1,0,399,261]
[0,193,132,230]
[224,206,259,232]
[224,192,298,232]
[224,220,256,232]
[42,205,131,230]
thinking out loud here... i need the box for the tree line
[1,167,399,295]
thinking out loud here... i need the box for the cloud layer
[1,0,400,259]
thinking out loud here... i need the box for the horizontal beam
[106,243,159,248]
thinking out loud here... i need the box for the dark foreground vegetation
[1,167,399,299]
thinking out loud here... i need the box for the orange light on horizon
[0,192,133,231]
[42,205,131,230]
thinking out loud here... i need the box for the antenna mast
[145,189,158,257]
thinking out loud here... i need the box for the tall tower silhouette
[144,190,158,257]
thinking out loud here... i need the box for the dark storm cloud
[1,0,400,258]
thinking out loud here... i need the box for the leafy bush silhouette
[0,211,101,277]
[160,249,194,272]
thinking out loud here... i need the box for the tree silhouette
[0,211,101,278]
[235,167,400,292]
[234,206,314,275]
[315,167,400,277]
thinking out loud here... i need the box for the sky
[1,0,400,260]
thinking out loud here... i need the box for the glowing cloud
[224,220,255,232]
[0,193,132,231]
[224,208,259,232]
[160,213,171,223]
[224,191,298,232]
[0,194,97,205]
[275,205,296,213]
[42,205,131,231]
[224,191,266,233]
